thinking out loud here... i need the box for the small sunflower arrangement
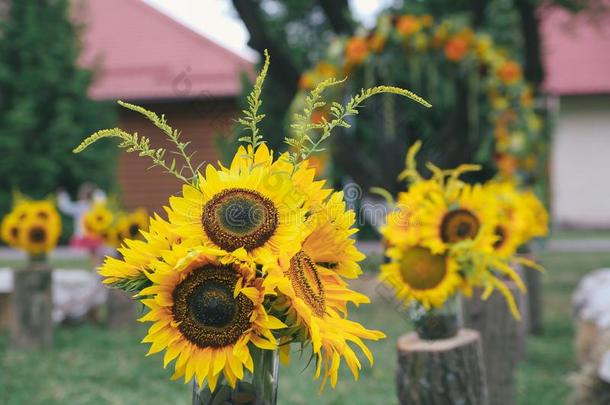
[483,180,549,259]
[379,141,543,322]
[296,13,546,184]
[1,195,62,259]
[83,202,149,248]
[73,51,429,400]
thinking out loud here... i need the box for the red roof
[541,6,610,95]
[79,0,251,101]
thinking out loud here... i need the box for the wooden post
[0,292,10,331]
[106,288,136,329]
[396,329,488,405]
[463,283,525,405]
[524,269,543,335]
[10,264,53,348]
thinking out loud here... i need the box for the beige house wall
[551,95,610,228]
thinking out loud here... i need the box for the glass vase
[192,347,279,405]
[410,295,462,340]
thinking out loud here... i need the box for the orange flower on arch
[396,15,421,37]
[345,37,369,65]
[444,36,469,62]
[498,60,522,85]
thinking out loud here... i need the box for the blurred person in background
[57,183,106,258]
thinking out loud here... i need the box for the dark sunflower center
[172,265,253,348]
[10,227,19,239]
[29,226,47,243]
[287,251,326,317]
[440,209,480,244]
[399,247,447,290]
[128,224,140,238]
[37,212,49,220]
[494,225,506,249]
[189,282,236,327]
[202,188,278,251]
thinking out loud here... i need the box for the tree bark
[318,0,354,35]
[10,264,53,348]
[463,283,526,405]
[514,0,544,89]
[396,329,489,405]
[231,0,300,103]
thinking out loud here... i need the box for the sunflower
[418,183,497,254]
[521,190,549,241]
[99,214,181,290]
[11,200,32,222]
[29,200,61,225]
[485,181,529,258]
[380,180,440,248]
[138,244,284,391]
[168,145,308,262]
[263,192,385,387]
[1,213,21,247]
[83,202,114,236]
[381,246,462,310]
[18,217,61,255]
[117,208,149,242]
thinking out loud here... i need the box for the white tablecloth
[0,268,107,323]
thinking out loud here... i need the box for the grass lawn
[1,249,610,404]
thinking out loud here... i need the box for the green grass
[550,229,610,240]
[1,250,610,404]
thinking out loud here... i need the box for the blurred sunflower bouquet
[73,51,429,402]
[1,194,62,261]
[378,141,546,339]
[82,201,148,248]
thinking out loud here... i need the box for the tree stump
[463,283,525,405]
[396,328,488,405]
[524,268,543,335]
[10,264,53,348]
[106,288,136,329]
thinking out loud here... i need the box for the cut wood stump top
[397,328,481,353]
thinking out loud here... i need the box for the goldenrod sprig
[117,101,200,181]
[286,83,431,166]
[73,101,203,185]
[237,49,270,155]
[73,128,191,184]
[285,77,346,165]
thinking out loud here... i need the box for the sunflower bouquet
[83,201,148,248]
[1,195,62,260]
[73,51,429,403]
[378,141,543,339]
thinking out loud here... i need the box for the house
[80,0,251,214]
[542,7,610,228]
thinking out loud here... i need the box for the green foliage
[0,0,116,217]
[111,274,152,296]
[74,101,201,185]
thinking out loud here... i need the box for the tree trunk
[106,288,136,329]
[10,264,53,348]
[396,328,489,405]
[463,283,526,405]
